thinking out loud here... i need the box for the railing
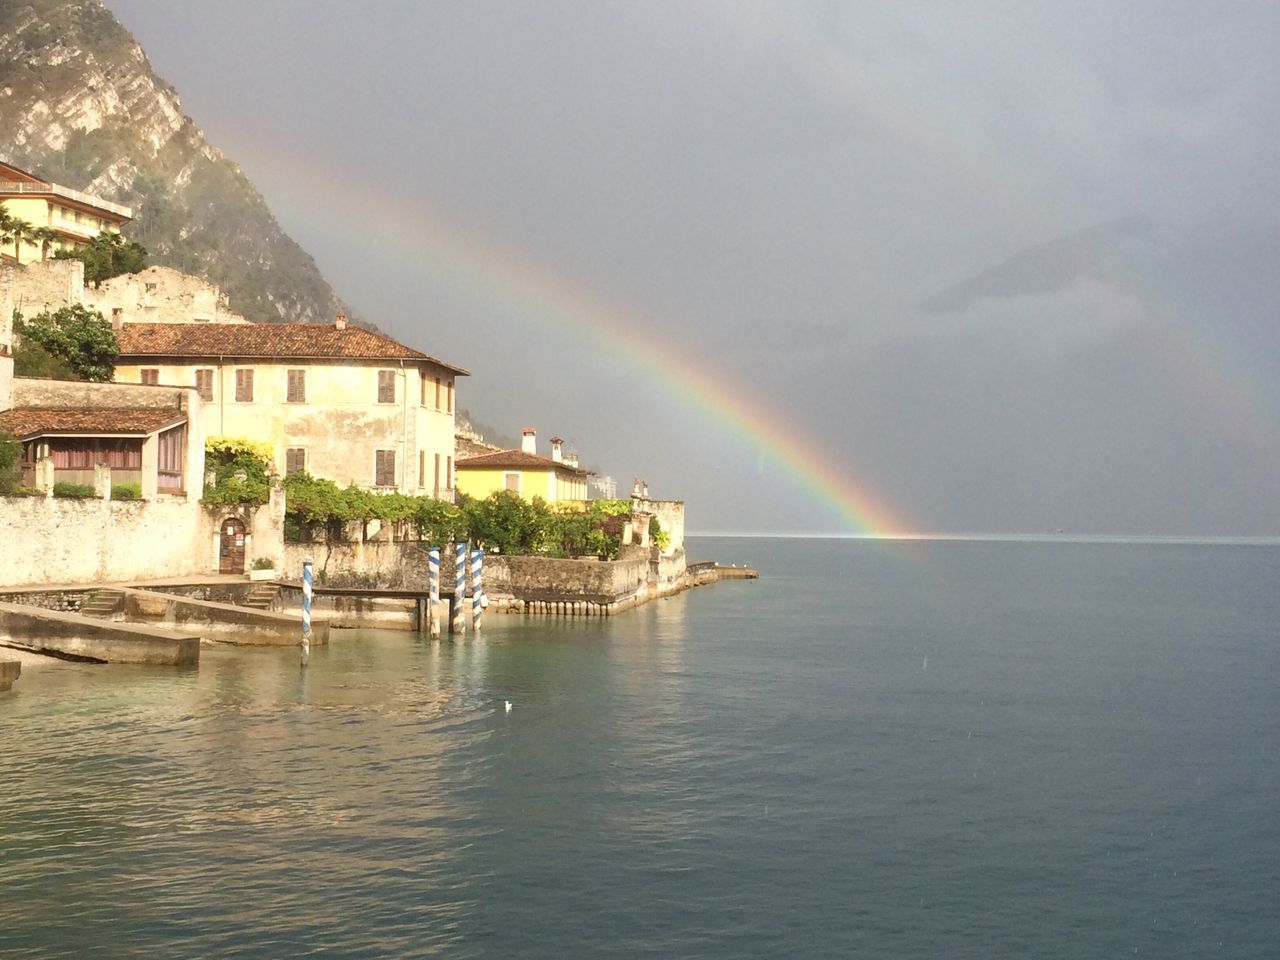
[0,180,133,219]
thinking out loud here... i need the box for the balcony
[0,180,133,220]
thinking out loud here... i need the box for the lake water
[2,537,1279,958]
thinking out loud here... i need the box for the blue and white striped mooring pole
[301,556,313,657]
[470,548,484,632]
[452,542,467,635]
[427,546,441,639]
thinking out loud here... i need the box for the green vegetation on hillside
[0,1,356,326]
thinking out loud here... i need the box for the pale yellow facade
[456,464,587,503]
[1,161,132,264]
[115,357,460,496]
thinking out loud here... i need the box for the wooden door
[219,517,247,574]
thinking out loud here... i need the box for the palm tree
[0,204,12,261]
[0,214,37,264]
[32,226,60,260]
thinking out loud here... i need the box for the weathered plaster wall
[13,376,192,410]
[0,497,210,586]
[282,539,431,588]
[634,497,686,556]
[0,258,84,318]
[86,265,248,325]
[115,358,457,496]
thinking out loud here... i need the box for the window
[194,369,213,401]
[286,369,306,403]
[419,451,426,488]
[420,377,427,406]
[285,448,306,476]
[433,453,441,495]
[145,282,157,293]
[447,456,453,489]
[377,369,395,403]
[140,368,159,385]
[447,380,454,413]
[157,425,185,493]
[375,449,396,487]
[504,472,520,493]
[434,376,441,410]
[235,369,254,402]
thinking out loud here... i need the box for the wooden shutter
[287,369,306,403]
[375,449,395,487]
[285,448,305,476]
[235,368,254,402]
[194,369,213,401]
[377,369,395,403]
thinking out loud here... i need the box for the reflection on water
[4,540,1280,958]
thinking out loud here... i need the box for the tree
[32,226,60,261]
[0,429,21,495]
[13,304,119,381]
[0,210,36,263]
[53,230,147,285]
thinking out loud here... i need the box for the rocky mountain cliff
[0,0,355,325]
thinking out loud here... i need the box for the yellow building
[0,160,132,263]
[114,315,467,497]
[456,429,589,502]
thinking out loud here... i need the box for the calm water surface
[2,538,1279,958]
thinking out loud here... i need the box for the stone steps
[79,589,124,619]
[243,585,280,610]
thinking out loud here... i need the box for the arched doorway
[219,517,247,574]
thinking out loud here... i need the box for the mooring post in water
[428,546,441,639]
[301,555,313,659]
[470,548,484,631]
[452,541,467,635]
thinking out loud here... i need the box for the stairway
[80,589,124,619]
[244,584,280,611]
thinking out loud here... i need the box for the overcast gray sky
[107,0,1280,536]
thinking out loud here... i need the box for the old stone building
[114,315,468,497]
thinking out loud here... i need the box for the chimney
[564,452,578,469]
[549,436,564,463]
[521,427,537,455]
[335,313,347,331]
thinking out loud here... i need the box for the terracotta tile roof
[0,407,186,439]
[457,449,590,477]
[115,322,469,375]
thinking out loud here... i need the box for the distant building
[113,315,468,497]
[588,474,617,500]
[456,427,589,503]
[0,160,132,264]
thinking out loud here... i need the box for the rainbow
[366,195,912,536]
[215,13,1279,537]
[234,155,912,536]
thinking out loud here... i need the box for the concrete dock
[0,601,200,666]
[119,587,330,646]
[0,659,19,691]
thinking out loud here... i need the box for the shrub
[252,557,276,570]
[649,515,670,551]
[111,482,142,500]
[0,429,20,495]
[53,481,96,498]
[203,435,272,506]
[10,486,43,497]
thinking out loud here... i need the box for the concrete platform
[0,659,19,691]
[0,601,199,666]
[121,588,331,646]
